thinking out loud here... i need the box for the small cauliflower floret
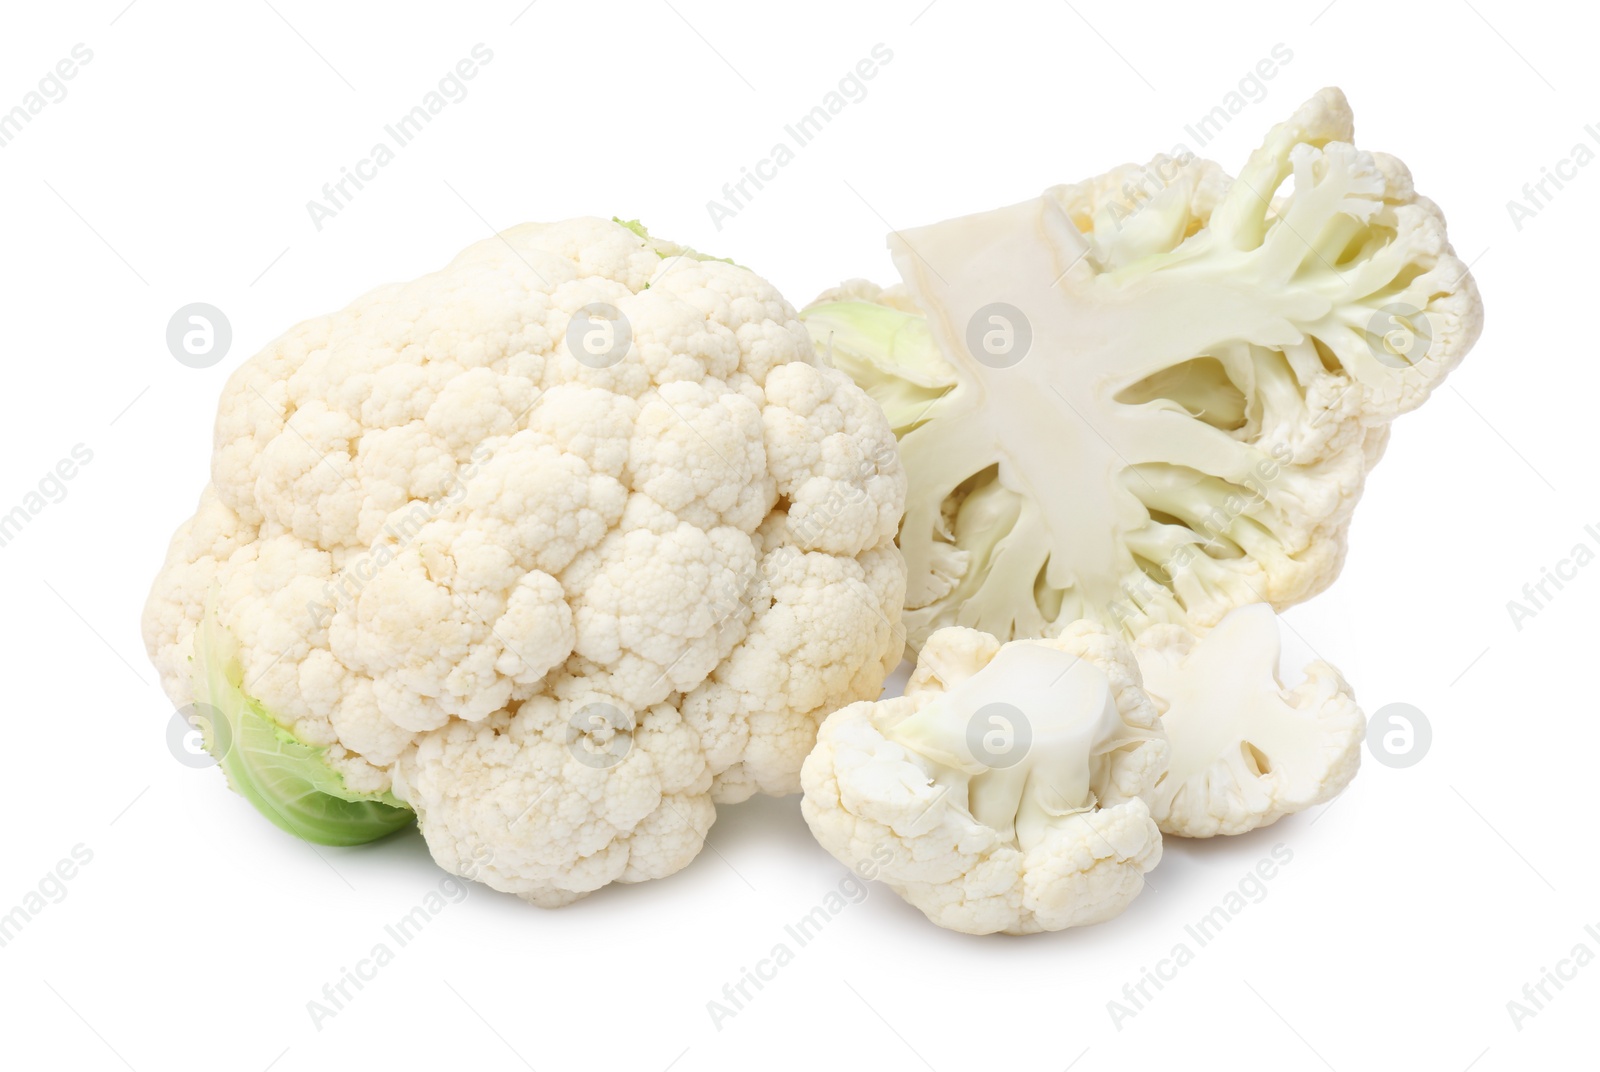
[144,217,907,903]
[1136,604,1363,837]
[801,623,1167,935]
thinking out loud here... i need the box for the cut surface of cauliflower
[801,622,1167,935]
[1137,604,1363,837]
[803,88,1478,834]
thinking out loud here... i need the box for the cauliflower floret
[801,622,1167,935]
[144,217,908,901]
[1136,604,1363,837]
[393,695,716,908]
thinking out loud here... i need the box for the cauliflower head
[801,623,1167,935]
[144,217,908,905]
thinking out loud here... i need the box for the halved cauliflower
[144,217,908,906]
[804,89,1481,835]
[801,622,1167,935]
[811,88,1480,642]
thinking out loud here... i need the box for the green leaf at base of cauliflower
[192,610,414,847]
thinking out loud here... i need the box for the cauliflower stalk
[145,217,907,905]
[801,623,1167,935]
[804,89,1482,836]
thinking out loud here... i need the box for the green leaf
[800,300,958,434]
[193,616,413,847]
[611,216,740,268]
[612,216,652,242]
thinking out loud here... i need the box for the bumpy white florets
[144,217,907,905]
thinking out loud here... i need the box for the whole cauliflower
[801,622,1167,935]
[144,217,907,906]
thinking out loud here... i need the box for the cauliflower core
[801,623,1167,935]
[144,217,908,905]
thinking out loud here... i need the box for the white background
[0,1,1590,1069]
